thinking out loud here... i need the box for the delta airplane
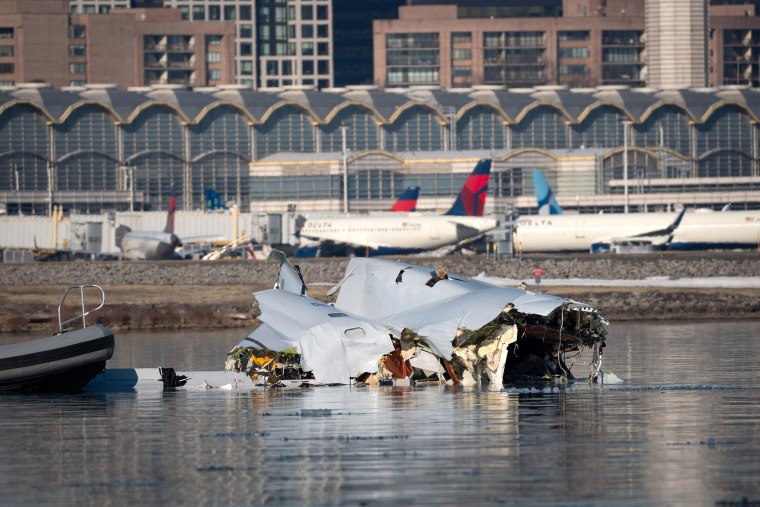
[115,194,182,260]
[295,159,497,257]
[514,173,760,253]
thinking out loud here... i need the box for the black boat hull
[0,324,115,393]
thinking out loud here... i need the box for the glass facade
[1,87,758,215]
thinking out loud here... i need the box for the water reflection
[0,321,758,506]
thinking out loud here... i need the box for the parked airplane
[295,159,497,257]
[532,170,562,215]
[115,195,182,260]
[515,176,760,252]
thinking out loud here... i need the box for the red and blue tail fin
[389,186,420,212]
[445,159,491,216]
[164,193,177,234]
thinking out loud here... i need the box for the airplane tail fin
[389,186,420,212]
[164,193,177,234]
[445,159,492,216]
[114,224,131,249]
[267,249,307,295]
[532,170,562,215]
[205,188,227,211]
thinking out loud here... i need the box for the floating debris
[226,251,608,387]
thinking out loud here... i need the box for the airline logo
[390,186,420,212]
[446,159,491,217]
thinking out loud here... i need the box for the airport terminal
[1,82,760,256]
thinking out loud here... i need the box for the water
[1,321,759,506]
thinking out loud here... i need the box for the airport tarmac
[1,251,759,333]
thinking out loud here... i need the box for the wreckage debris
[226,251,608,388]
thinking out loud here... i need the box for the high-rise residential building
[646,0,709,88]
[70,0,334,89]
[0,0,235,88]
[372,0,760,89]
[254,0,333,89]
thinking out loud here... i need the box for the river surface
[1,321,759,506]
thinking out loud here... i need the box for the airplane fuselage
[121,231,180,260]
[514,210,760,252]
[299,213,498,255]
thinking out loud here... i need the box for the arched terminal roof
[1,83,758,126]
[76,85,152,122]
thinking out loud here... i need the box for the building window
[207,35,222,46]
[69,25,86,39]
[282,60,292,75]
[302,25,314,38]
[317,60,329,74]
[208,69,221,81]
[559,31,590,41]
[240,43,252,56]
[317,5,328,20]
[241,61,253,75]
[83,5,96,14]
[317,24,328,38]
[452,49,471,60]
[0,80,15,86]
[240,5,252,20]
[240,24,252,38]
[0,63,14,74]
[179,6,189,20]
[69,44,85,57]
[224,6,236,20]
[193,6,205,21]
[559,47,588,58]
[70,80,86,86]
[0,45,13,57]
[266,61,279,75]
[317,42,329,56]
[452,32,471,43]
[302,5,313,19]
[0,28,13,39]
[209,5,220,20]
[69,62,86,74]
[387,33,439,49]
[302,60,314,75]
[302,42,314,55]
[98,6,111,14]
[206,52,221,63]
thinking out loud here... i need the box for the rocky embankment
[1,251,759,333]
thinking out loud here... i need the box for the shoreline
[2,252,759,334]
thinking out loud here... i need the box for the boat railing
[58,285,106,333]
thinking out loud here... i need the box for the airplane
[294,159,498,257]
[514,175,760,253]
[226,249,608,386]
[115,194,182,260]
[532,170,562,215]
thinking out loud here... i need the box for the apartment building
[69,0,334,89]
[373,0,760,89]
[0,1,235,88]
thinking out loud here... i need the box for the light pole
[340,123,349,214]
[622,120,630,214]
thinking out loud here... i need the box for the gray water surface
[1,321,759,506]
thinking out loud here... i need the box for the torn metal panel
[229,250,608,387]
[231,289,393,385]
